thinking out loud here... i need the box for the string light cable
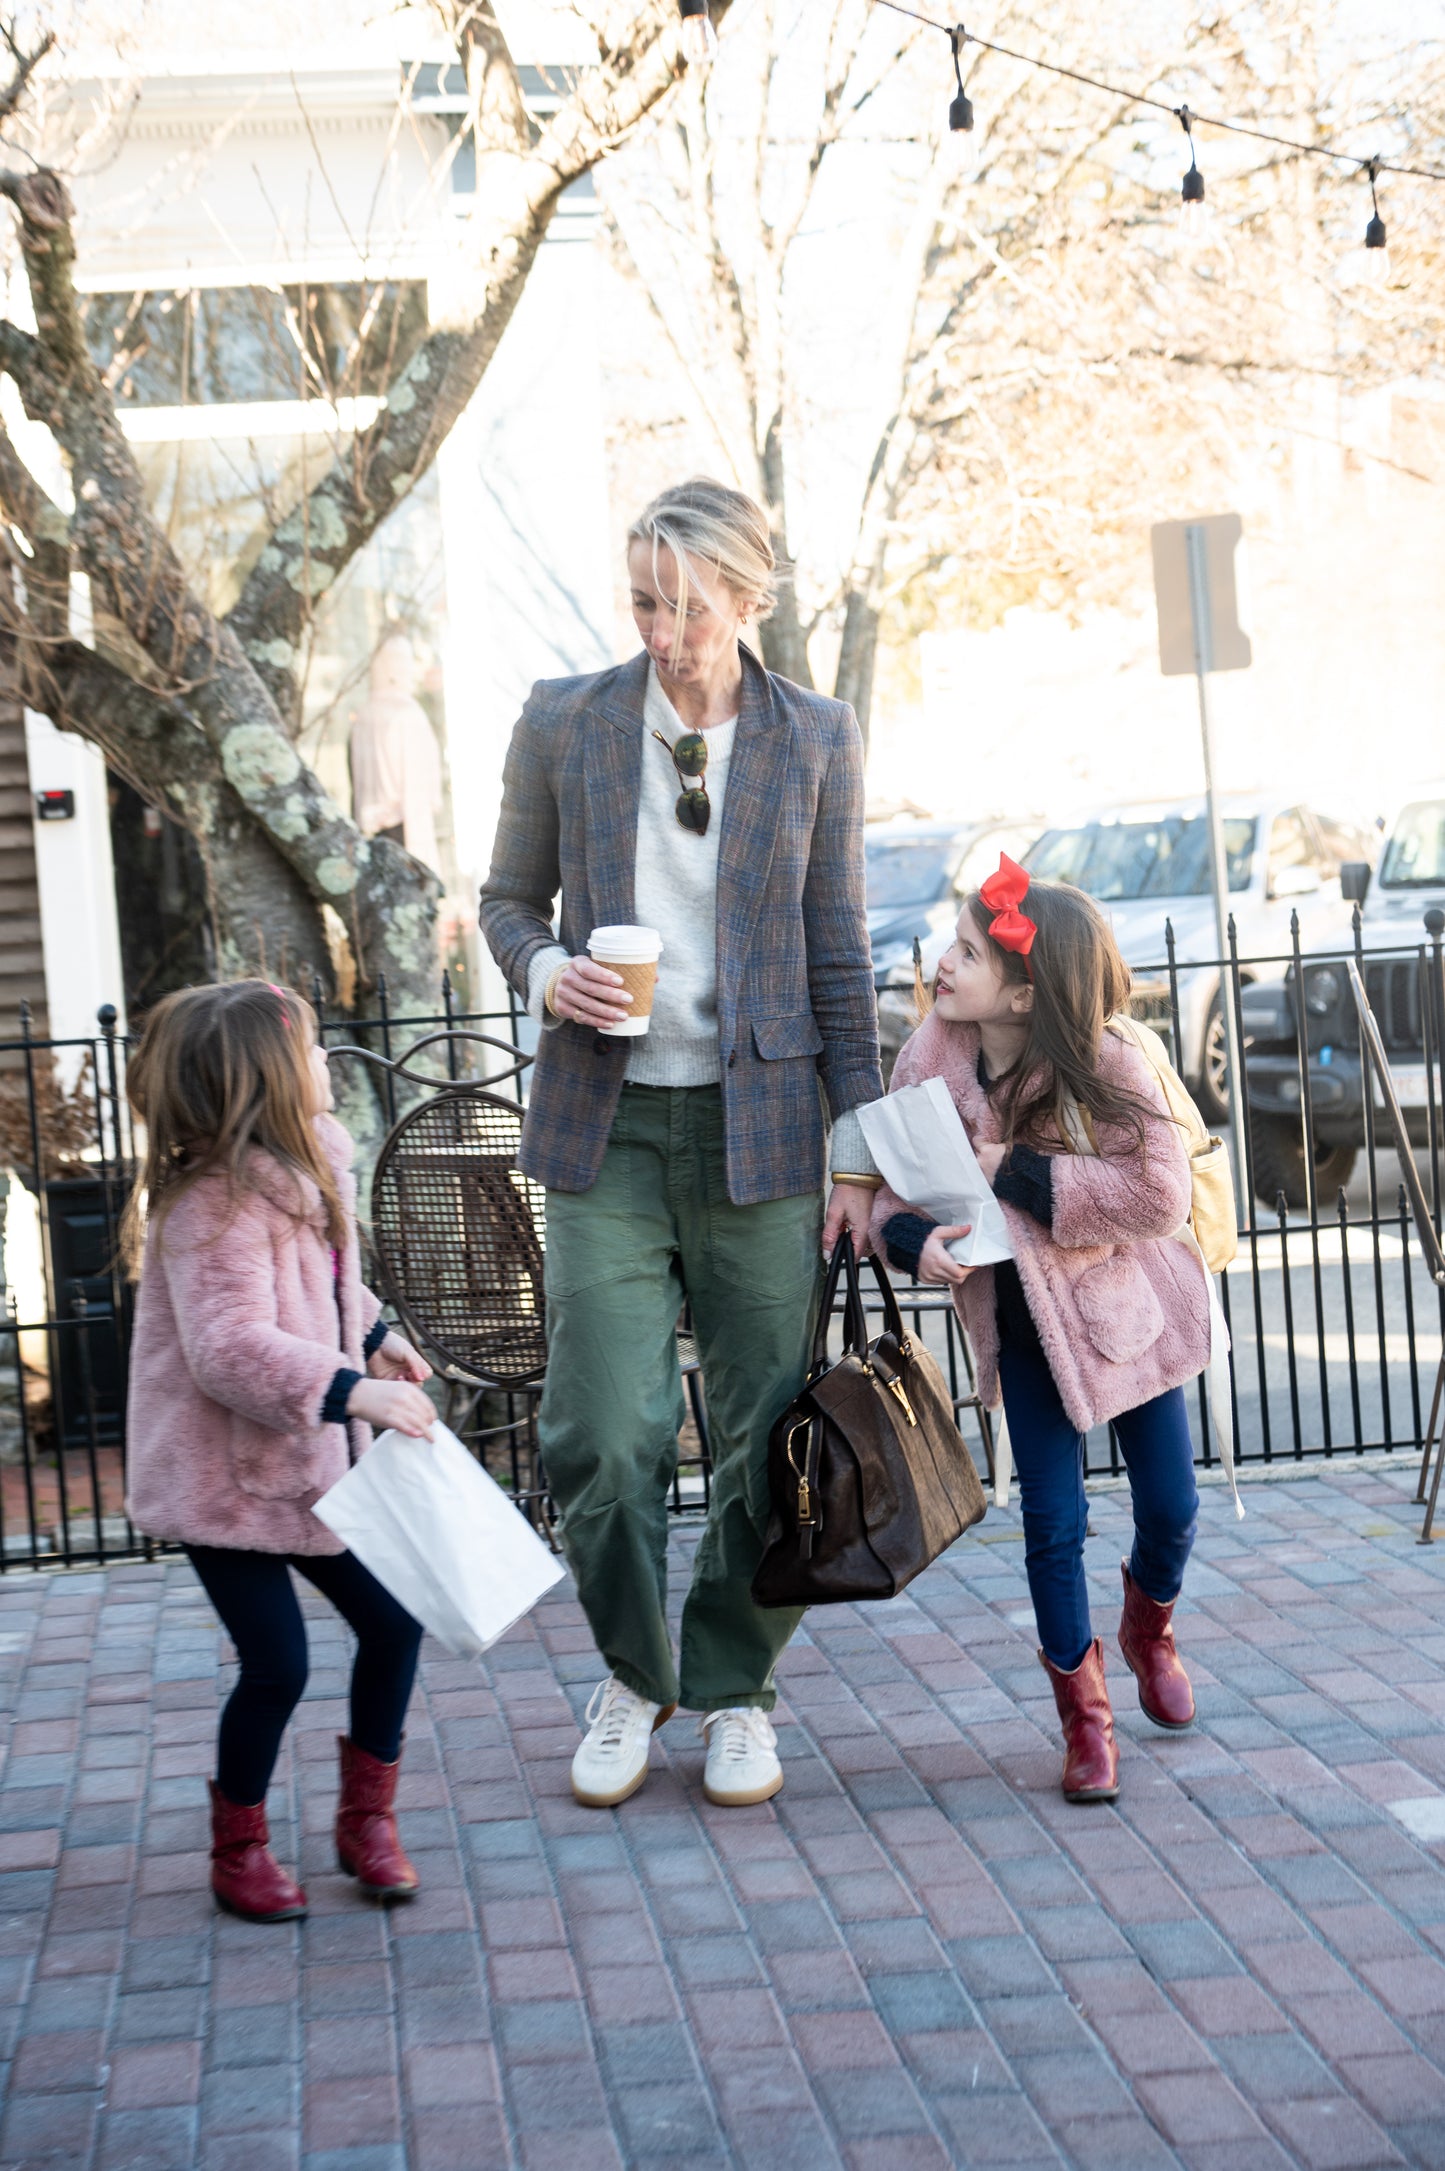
[863,0,1445,239]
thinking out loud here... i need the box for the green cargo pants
[538,1083,822,1712]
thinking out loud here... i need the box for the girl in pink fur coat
[123,981,437,1922]
[868,864,1211,1803]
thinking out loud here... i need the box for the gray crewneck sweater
[525,664,873,1171]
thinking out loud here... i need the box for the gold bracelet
[831,1171,884,1190]
[543,962,569,1017]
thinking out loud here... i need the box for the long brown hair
[120,980,348,1277]
[916,877,1155,1155]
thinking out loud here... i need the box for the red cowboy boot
[335,1737,419,1902]
[1118,1561,1196,1730]
[1038,1638,1119,1803]
[208,1782,307,1922]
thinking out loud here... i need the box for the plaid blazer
[478,647,882,1204]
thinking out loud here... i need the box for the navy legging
[998,1342,1199,1674]
[186,1545,423,1805]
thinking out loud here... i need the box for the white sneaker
[571,1677,675,1808]
[701,1707,783,1807]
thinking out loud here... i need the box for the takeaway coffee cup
[587,925,664,1037]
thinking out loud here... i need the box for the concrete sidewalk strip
[1,1463,1444,2167]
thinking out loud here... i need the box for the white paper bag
[858,1077,1015,1267]
[313,1423,565,1656]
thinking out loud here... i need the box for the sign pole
[1185,521,1249,1218]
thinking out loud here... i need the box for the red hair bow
[978,854,1036,973]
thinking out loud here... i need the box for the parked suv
[1243,784,1443,1205]
[1020,797,1361,1123]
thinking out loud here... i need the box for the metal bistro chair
[327,1030,710,1527]
[1346,965,1445,1542]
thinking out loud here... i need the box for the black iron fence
[0,1004,136,1569]
[875,902,1443,1488]
[1157,903,1445,1485]
[1,912,1441,1569]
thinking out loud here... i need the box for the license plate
[1373,1063,1432,1109]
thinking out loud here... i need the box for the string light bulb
[948,26,973,133]
[1363,156,1388,280]
[678,0,718,67]
[1175,105,1208,245]
[1177,108,1204,204]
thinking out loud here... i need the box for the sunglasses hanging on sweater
[652,728,712,835]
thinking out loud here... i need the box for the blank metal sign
[1151,512,1252,676]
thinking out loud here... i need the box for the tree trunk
[756,416,814,688]
[45,640,342,1001]
[834,575,882,753]
[109,779,215,1006]
[197,792,338,992]
[757,603,814,687]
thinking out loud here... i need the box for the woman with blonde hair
[480,477,882,1810]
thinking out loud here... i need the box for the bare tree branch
[434,0,532,158]
[0,24,53,128]
[225,0,703,724]
[0,4,707,1024]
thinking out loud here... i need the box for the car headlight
[1304,965,1341,1017]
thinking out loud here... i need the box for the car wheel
[1248,1112,1357,1211]
[1195,994,1232,1124]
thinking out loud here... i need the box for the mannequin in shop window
[349,634,443,873]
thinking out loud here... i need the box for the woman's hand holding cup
[548,956,634,1030]
[550,928,663,1035]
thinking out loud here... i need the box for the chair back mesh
[371,1088,547,1387]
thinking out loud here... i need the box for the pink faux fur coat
[125,1113,382,1556]
[869,1015,1211,1435]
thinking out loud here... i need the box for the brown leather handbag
[752,1234,987,1607]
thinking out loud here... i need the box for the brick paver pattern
[3,1459,1445,2169]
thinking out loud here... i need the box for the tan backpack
[1106,1012,1238,1274]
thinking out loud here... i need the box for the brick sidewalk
[3,1460,1445,2170]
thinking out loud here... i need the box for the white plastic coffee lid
[588,925,664,960]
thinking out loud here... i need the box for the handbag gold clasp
[864,1353,917,1427]
[887,1376,918,1427]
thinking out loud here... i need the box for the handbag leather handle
[863,1245,907,1348]
[815,1232,866,1367]
[815,1231,909,1370]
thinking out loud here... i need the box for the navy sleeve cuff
[882,1211,939,1278]
[993,1143,1054,1228]
[322,1367,362,1426]
[362,1316,388,1360]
